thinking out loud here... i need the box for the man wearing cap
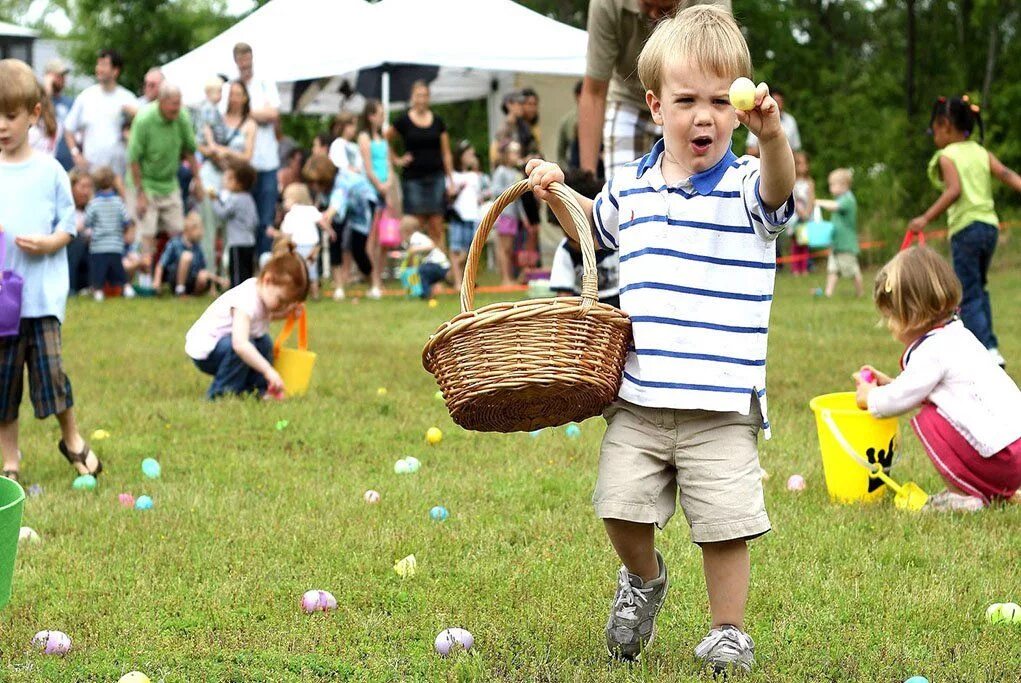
[578,0,732,181]
[44,58,75,170]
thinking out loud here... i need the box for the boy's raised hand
[736,82,783,144]
[525,159,564,203]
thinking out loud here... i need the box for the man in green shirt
[816,168,862,297]
[128,82,202,257]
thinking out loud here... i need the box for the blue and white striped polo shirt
[593,139,794,435]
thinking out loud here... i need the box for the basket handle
[460,179,596,313]
[273,304,307,360]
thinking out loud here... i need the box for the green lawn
[2,235,1020,682]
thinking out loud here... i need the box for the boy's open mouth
[691,135,713,155]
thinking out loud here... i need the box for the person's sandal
[59,440,102,477]
[2,469,19,483]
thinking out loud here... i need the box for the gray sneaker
[694,625,755,675]
[605,550,669,661]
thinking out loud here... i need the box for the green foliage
[62,0,236,94]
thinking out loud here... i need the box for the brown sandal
[59,440,102,477]
[2,470,19,483]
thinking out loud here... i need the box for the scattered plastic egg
[32,630,71,656]
[394,554,417,578]
[300,589,338,614]
[72,474,97,491]
[135,495,154,511]
[434,627,474,656]
[140,458,161,479]
[430,506,449,522]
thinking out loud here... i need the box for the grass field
[1,235,1019,682]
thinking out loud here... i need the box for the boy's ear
[646,90,663,126]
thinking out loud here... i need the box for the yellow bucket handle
[820,409,893,481]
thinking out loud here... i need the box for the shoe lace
[696,627,753,661]
[613,567,654,620]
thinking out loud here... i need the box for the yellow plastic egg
[729,77,756,111]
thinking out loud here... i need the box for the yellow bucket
[809,392,899,504]
[273,306,317,397]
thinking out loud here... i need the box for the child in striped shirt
[527,6,794,674]
[84,166,133,301]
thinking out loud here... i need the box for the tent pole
[381,68,391,132]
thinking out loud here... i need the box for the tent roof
[372,0,586,76]
[0,20,37,38]
[163,0,585,106]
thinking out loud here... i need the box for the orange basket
[423,180,631,432]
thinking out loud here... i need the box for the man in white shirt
[63,49,137,171]
[230,42,280,256]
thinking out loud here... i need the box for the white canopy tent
[162,0,587,134]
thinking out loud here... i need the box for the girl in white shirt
[855,246,1021,511]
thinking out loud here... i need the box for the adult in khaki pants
[128,82,203,257]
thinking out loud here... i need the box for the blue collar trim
[635,138,738,194]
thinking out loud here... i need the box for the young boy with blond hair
[527,6,794,674]
[0,59,102,482]
[815,167,861,297]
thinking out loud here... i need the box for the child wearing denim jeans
[527,6,794,674]
[907,95,1021,368]
[0,59,102,483]
[185,242,309,399]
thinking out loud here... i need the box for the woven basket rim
[422,296,630,371]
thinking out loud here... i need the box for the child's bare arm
[524,159,595,244]
[909,156,960,233]
[14,232,72,256]
[989,152,1021,193]
[815,198,838,211]
[737,84,795,211]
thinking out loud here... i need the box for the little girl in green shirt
[908,95,1021,367]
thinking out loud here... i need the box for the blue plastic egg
[565,424,581,438]
[135,495,154,510]
[141,458,161,479]
[430,505,449,522]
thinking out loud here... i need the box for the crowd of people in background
[29,42,583,305]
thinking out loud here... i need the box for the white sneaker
[925,490,985,512]
[989,348,1006,367]
[93,290,104,302]
[332,287,345,301]
[695,625,756,675]
[123,284,136,298]
[367,287,383,300]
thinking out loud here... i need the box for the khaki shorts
[594,399,770,543]
[827,252,861,278]
[139,190,185,239]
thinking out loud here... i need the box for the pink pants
[911,404,1021,502]
[789,242,810,275]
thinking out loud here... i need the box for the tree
[60,0,236,93]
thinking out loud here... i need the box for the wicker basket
[423,179,631,433]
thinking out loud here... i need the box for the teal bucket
[0,476,25,609]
